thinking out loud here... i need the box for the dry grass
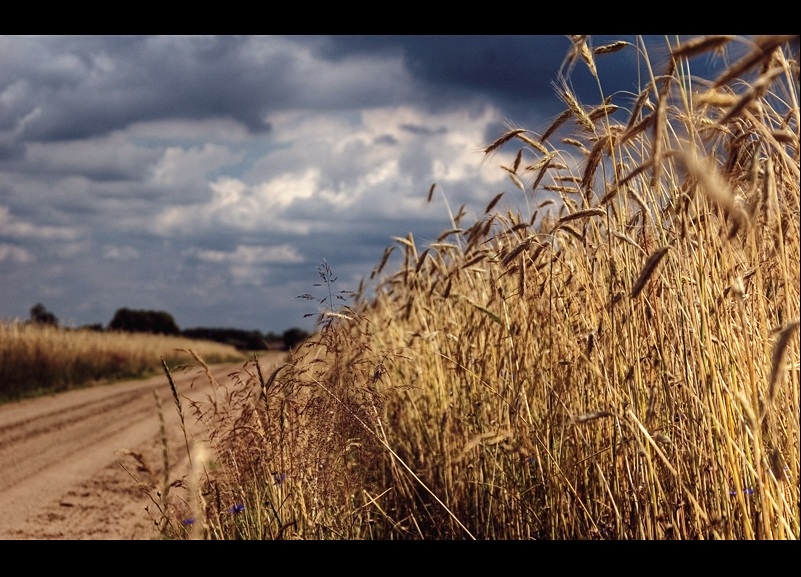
[157,35,799,540]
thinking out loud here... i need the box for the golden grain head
[670,35,734,60]
[630,246,670,299]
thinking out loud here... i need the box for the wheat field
[0,321,246,402]
[140,35,801,539]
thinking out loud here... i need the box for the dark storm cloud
[4,35,633,147]
[2,35,435,149]
[309,36,652,123]
[314,36,570,116]
[3,36,277,141]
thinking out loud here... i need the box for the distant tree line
[26,303,309,351]
[182,327,273,351]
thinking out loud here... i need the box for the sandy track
[0,356,277,540]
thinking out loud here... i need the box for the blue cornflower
[729,487,754,496]
[227,503,245,514]
[274,473,287,485]
[182,517,196,526]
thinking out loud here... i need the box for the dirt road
[0,356,277,540]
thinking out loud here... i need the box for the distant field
[0,321,249,403]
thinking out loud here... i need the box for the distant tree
[182,327,268,350]
[30,303,59,326]
[264,331,282,342]
[108,308,180,335]
[149,310,181,335]
[109,308,133,332]
[283,327,310,351]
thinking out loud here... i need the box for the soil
[0,354,283,540]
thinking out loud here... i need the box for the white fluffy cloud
[150,143,242,187]
[195,243,303,265]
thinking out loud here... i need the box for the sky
[0,35,738,334]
